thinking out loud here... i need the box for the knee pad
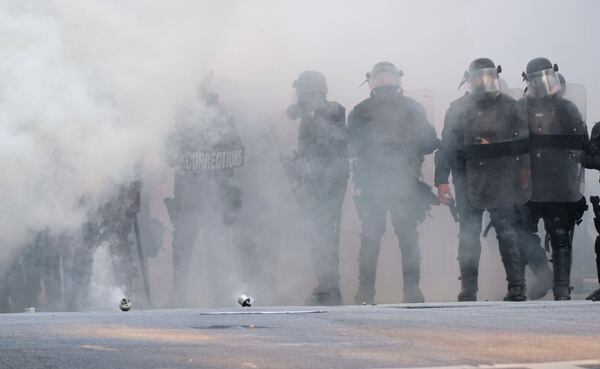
[549,227,571,249]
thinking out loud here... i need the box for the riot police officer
[64,182,142,311]
[517,58,588,300]
[436,58,531,301]
[165,82,243,308]
[585,122,600,301]
[348,62,438,304]
[286,71,349,305]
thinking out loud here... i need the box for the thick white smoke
[2,0,600,308]
[0,0,238,262]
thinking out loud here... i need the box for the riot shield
[526,84,587,202]
[563,83,587,123]
[464,93,532,209]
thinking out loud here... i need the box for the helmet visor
[468,68,500,94]
[527,68,561,97]
[369,65,402,89]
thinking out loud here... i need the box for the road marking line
[374,359,600,369]
[79,345,118,352]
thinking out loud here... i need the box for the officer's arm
[331,104,348,159]
[562,100,593,169]
[225,113,244,148]
[413,102,439,156]
[434,105,459,186]
[583,121,600,170]
[347,108,365,159]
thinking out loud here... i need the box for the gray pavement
[1,301,600,369]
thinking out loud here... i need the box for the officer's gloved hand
[437,184,454,206]
[582,153,600,170]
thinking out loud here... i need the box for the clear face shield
[467,68,501,94]
[526,68,561,98]
[367,66,403,90]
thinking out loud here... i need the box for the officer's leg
[42,236,63,310]
[587,233,600,300]
[391,206,424,303]
[490,208,527,301]
[20,241,43,309]
[204,210,240,307]
[543,207,574,300]
[69,222,101,311]
[170,207,201,308]
[519,205,552,300]
[307,184,346,305]
[456,203,484,301]
[2,257,25,312]
[353,193,386,305]
[109,220,136,296]
[0,272,9,313]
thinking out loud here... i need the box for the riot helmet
[557,73,566,96]
[522,58,561,98]
[365,61,403,90]
[460,58,502,94]
[292,70,328,109]
[198,70,219,105]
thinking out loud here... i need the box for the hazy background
[1,0,599,308]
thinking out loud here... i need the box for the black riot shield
[525,83,587,202]
[463,93,532,209]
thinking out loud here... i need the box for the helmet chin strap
[457,71,468,90]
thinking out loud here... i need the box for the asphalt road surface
[1,301,600,369]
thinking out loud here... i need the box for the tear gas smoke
[1,0,600,310]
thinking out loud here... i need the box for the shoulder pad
[325,101,345,116]
[591,122,600,140]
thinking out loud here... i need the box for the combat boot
[403,284,425,303]
[504,285,527,301]
[354,284,375,305]
[403,272,424,303]
[306,285,343,306]
[498,239,527,302]
[457,273,478,302]
[586,288,600,301]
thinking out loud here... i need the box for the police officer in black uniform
[436,58,531,301]
[518,58,588,300]
[348,62,438,304]
[585,122,600,301]
[165,83,243,308]
[64,182,142,311]
[287,71,349,305]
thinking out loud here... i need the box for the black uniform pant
[302,174,348,292]
[455,185,526,292]
[353,185,427,302]
[170,188,238,307]
[526,201,581,297]
[454,187,483,293]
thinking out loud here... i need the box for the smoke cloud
[1,0,599,309]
